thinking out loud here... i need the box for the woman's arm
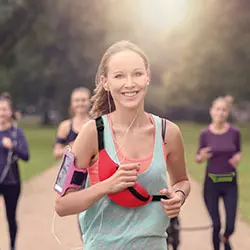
[55,120,139,217]
[229,129,242,168]
[13,128,29,161]
[229,152,241,169]
[160,121,190,218]
[165,121,190,200]
[53,120,70,160]
[55,179,110,216]
[55,120,102,216]
[195,130,211,164]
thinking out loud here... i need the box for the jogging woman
[0,93,29,250]
[196,96,241,250]
[55,41,191,250]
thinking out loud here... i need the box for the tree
[0,0,109,123]
[163,0,250,107]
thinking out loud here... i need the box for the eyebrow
[113,68,145,74]
[133,68,144,71]
[113,71,123,75]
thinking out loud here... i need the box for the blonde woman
[55,41,190,250]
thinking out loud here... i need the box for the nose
[124,75,135,89]
[218,109,224,115]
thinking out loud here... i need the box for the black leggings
[0,184,21,249]
[204,176,237,250]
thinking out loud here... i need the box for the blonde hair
[90,40,150,118]
[69,87,91,116]
[212,95,234,110]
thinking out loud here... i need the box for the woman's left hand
[160,189,184,218]
[228,153,241,169]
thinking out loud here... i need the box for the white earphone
[104,82,109,91]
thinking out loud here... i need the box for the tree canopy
[0,0,249,121]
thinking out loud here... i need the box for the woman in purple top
[196,96,241,250]
[0,94,29,250]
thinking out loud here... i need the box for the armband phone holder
[54,148,88,196]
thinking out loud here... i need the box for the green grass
[18,123,57,181]
[179,122,250,223]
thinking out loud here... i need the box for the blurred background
[1,0,250,124]
[0,0,250,247]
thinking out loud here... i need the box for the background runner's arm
[13,129,29,161]
[53,120,70,160]
[195,130,207,164]
[164,121,190,202]
[229,129,242,168]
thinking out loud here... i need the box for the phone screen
[55,154,72,191]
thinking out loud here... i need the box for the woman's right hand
[198,147,212,161]
[105,163,140,194]
[2,137,13,149]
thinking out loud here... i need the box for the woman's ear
[100,75,109,91]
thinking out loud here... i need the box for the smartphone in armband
[54,150,88,196]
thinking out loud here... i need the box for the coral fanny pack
[96,116,168,208]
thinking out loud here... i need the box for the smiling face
[71,89,90,116]
[0,100,13,124]
[102,50,149,111]
[210,99,230,124]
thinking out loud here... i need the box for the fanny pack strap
[161,118,166,144]
[95,117,104,151]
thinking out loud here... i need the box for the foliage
[0,0,250,121]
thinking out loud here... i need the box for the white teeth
[123,92,137,97]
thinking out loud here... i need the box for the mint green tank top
[79,114,169,250]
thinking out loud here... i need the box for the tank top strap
[151,114,166,162]
[64,119,78,143]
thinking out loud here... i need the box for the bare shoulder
[57,119,71,137]
[161,118,185,158]
[164,119,182,142]
[72,119,98,168]
[165,119,180,132]
[78,119,98,138]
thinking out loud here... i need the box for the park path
[1,166,250,250]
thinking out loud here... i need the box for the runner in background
[0,93,30,250]
[53,87,91,239]
[196,96,241,250]
[53,87,91,159]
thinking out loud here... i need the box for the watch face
[55,154,73,190]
